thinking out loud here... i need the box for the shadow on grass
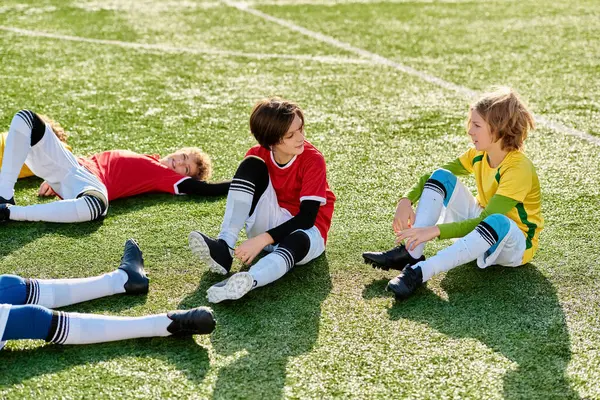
[179,255,332,400]
[57,292,150,314]
[0,219,104,259]
[0,336,210,389]
[106,192,225,218]
[363,263,578,400]
[0,179,223,259]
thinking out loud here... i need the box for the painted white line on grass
[0,25,372,66]
[244,0,505,6]
[225,1,600,146]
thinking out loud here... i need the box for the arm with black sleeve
[266,200,321,244]
[176,178,231,196]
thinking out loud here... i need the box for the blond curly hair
[175,147,212,181]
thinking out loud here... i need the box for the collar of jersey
[270,151,297,170]
[484,150,517,170]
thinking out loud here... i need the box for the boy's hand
[234,233,274,265]
[38,181,57,197]
[393,198,415,233]
[396,226,440,250]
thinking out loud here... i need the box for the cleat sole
[207,272,254,303]
[188,231,228,275]
[362,255,390,271]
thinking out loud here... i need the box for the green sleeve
[437,194,518,239]
[403,158,470,204]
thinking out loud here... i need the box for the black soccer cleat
[0,203,11,222]
[167,307,216,336]
[118,238,149,295]
[362,244,425,271]
[387,265,423,300]
[0,196,15,205]
[188,231,233,275]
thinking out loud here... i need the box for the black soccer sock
[217,156,269,249]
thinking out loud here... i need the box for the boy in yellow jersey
[362,87,543,299]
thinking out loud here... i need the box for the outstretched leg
[0,304,215,346]
[0,239,148,308]
[5,194,106,223]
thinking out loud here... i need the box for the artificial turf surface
[0,0,599,398]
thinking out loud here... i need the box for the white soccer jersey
[0,303,10,350]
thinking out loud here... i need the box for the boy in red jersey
[0,110,229,223]
[188,98,335,303]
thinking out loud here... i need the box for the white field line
[0,25,372,66]
[225,1,600,146]
[1,21,599,146]
[243,0,507,6]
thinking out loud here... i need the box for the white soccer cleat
[206,272,255,303]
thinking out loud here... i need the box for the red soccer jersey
[78,150,189,201]
[246,140,336,243]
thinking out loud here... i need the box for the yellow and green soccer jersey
[458,148,543,263]
[0,131,72,179]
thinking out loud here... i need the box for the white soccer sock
[418,228,491,282]
[52,312,172,345]
[9,196,98,223]
[408,188,445,259]
[248,250,291,288]
[217,178,254,252]
[0,113,32,199]
[29,270,128,309]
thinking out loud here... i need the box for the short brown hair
[176,147,212,181]
[470,86,535,151]
[249,97,304,149]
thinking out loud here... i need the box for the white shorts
[442,176,526,268]
[26,123,108,210]
[0,303,10,351]
[245,180,325,265]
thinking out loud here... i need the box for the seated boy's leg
[476,217,526,268]
[206,228,319,303]
[410,168,480,258]
[189,156,274,274]
[218,156,270,249]
[388,214,516,299]
[250,228,318,288]
[1,304,215,345]
[363,168,477,269]
[0,110,44,202]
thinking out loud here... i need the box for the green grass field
[1,0,599,398]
